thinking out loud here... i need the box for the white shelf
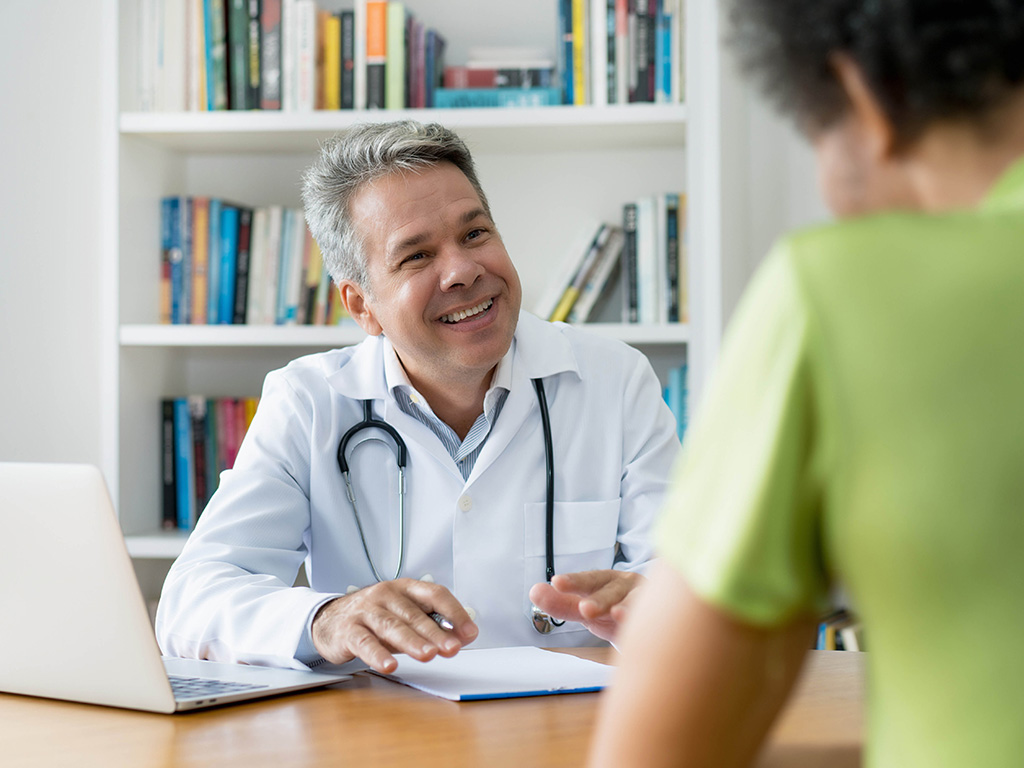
[125,530,191,559]
[119,322,688,348]
[119,104,687,153]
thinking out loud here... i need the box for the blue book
[275,208,294,325]
[207,199,222,324]
[668,363,688,441]
[162,197,184,324]
[173,398,195,530]
[219,204,240,324]
[433,87,562,109]
[180,197,194,324]
[558,0,573,104]
[655,0,672,103]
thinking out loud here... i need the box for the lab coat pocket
[522,499,621,630]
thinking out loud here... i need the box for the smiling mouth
[440,298,494,324]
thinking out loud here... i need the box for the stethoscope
[337,378,565,634]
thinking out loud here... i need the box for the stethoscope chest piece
[531,605,560,634]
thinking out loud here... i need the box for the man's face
[340,161,522,393]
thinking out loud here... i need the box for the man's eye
[403,253,426,264]
[466,228,486,241]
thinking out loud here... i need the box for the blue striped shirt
[383,339,513,481]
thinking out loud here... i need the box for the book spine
[160,197,174,324]
[571,0,587,105]
[205,0,229,109]
[655,0,671,103]
[260,0,282,108]
[173,398,195,530]
[228,0,250,109]
[385,2,405,110]
[354,0,368,109]
[433,87,562,108]
[191,197,210,325]
[622,202,638,323]
[161,399,177,530]
[664,192,679,322]
[295,0,316,110]
[678,192,688,322]
[340,10,355,108]
[246,207,267,324]
[207,198,222,324]
[281,0,297,110]
[299,229,318,324]
[615,0,629,104]
[606,0,617,104]
[324,13,342,109]
[181,197,194,324]
[263,205,284,325]
[568,225,624,323]
[275,208,293,323]
[550,225,611,323]
[246,0,261,107]
[590,0,608,106]
[636,196,659,323]
[219,204,240,324]
[204,397,219,510]
[233,207,253,324]
[366,1,387,109]
[187,0,207,111]
[188,395,208,524]
[558,0,574,104]
[285,210,307,323]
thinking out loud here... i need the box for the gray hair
[301,120,492,290]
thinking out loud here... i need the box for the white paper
[375,647,612,701]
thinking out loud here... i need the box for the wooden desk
[0,650,863,768]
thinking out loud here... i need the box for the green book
[385,2,406,110]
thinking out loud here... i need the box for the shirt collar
[981,154,1024,212]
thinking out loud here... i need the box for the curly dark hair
[728,0,1024,141]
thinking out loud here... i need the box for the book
[207,198,222,324]
[204,397,220,509]
[533,219,602,322]
[567,225,624,323]
[433,87,562,108]
[275,207,294,323]
[173,398,195,530]
[187,0,208,111]
[160,0,188,111]
[557,0,574,104]
[443,66,555,89]
[340,10,355,108]
[246,0,261,107]
[295,0,317,111]
[281,0,297,110]
[621,202,638,323]
[425,30,446,107]
[550,225,612,322]
[260,0,282,108]
[218,204,240,324]
[204,0,229,110]
[227,0,250,108]
[160,197,175,324]
[655,0,672,103]
[635,196,659,323]
[180,197,195,324]
[590,0,608,106]
[323,12,341,109]
[571,0,588,105]
[232,207,254,324]
[366,1,387,108]
[666,362,686,440]
[189,395,209,522]
[160,399,178,530]
[191,197,211,325]
[614,0,628,104]
[385,2,406,110]
[354,0,368,110]
[664,192,679,322]
[677,192,688,322]
[246,207,269,324]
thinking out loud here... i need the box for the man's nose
[438,247,485,290]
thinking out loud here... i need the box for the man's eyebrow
[387,208,491,259]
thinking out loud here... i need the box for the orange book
[365,1,387,108]
[191,197,210,325]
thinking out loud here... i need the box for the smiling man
[156,121,680,674]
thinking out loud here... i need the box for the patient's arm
[587,563,816,768]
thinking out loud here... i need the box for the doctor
[156,120,680,674]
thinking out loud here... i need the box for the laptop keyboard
[169,675,270,699]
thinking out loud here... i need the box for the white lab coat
[156,312,680,669]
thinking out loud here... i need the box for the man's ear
[338,280,384,336]
[831,53,897,161]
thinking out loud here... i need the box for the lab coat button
[458,495,473,512]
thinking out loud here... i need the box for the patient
[589,1,1024,766]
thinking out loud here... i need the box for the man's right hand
[311,578,479,673]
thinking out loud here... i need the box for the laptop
[0,462,351,713]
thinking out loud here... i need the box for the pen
[429,612,454,631]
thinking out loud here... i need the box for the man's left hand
[528,569,644,642]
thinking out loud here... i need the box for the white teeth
[441,299,493,324]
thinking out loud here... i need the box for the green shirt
[659,157,1024,767]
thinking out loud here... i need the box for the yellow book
[191,198,210,325]
[323,13,342,109]
[571,0,588,105]
[243,397,258,431]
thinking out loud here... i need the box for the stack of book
[436,47,561,109]
[536,193,687,326]
[558,0,684,106]
[162,396,259,531]
[138,0,450,112]
[160,196,354,326]
[816,608,865,652]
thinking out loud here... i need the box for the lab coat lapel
[325,334,463,482]
[467,312,580,485]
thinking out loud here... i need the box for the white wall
[0,2,105,465]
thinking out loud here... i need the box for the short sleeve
[657,242,830,626]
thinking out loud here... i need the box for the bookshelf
[103,0,742,564]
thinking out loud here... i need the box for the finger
[362,605,445,663]
[400,579,479,645]
[345,623,400,674]
[383,592,467,656]
[549,570,616,597]
[529,581,585,622]
[578,575,642,619]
